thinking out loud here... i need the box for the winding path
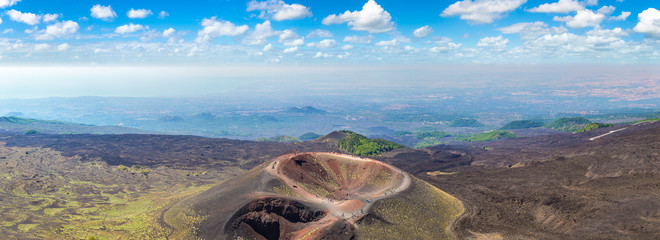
[589,128,627,141]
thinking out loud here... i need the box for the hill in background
[0,116,151,135]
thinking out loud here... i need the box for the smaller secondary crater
[225,197,327,240]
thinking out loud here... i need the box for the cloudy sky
[0,0,657,64]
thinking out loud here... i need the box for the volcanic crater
[171,152,462,240]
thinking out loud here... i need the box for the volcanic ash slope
[166,152,464,240]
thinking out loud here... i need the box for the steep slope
[381,121,660,239]
[168,152,463,239]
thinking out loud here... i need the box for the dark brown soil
[2,121,660,239]
[377,121,660,239]
[225,197,330,240]
[2,134,339,170]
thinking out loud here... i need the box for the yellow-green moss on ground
[357,177,464,240]
[272,184,302,198]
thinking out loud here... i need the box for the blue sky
[0,0,658,64]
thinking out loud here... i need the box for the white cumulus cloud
[634,8,660,38]
[528,0,583,13]
[263,43,273,51]
[6,10,40,25]
[57,43,70,51]
[343,35,374,44]
[115,23,145,34]
[162,27,175,37]
[307,39,337,48]
[322,0,394,33]
[584,0,598,6]
[498,21,568,42]
[522,27,630,55]
[441,0,526,24]
[43,14,59,22]
[243,20,281,45]
[127,9,153,19]
[158,11,169,19]
[430,38,462,52]
[196,17,249,42]
[554,9,604,28]
[597,6,615,15]
[413,25,433,38]
[34,43,50,51]
[306,29,333,38]
[247,0,312,21]
[313,51,330,58]
[477,35,509,48]
[91,4,116,21]
[0,0,20,8]
[35,20,79,40]
[498,22,543,33]
[279,29,304,46]
[283,46,298,53]
[610,11,630,21]
[375,39,398,46]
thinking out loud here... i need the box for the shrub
[455,130,516,142]
[338,132,406,156]
[413,131,451,140]
[449,118,483,127]
[500,120,545,130]
[576,123,612,133]
[546,117,592,132]
[24,129,39,135]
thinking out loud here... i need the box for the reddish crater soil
[276,153,407,201]
[222,152,411,240]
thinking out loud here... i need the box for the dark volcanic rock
[225,197,329,240]
[377,121,660,240]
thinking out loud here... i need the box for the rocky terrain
[380,121,660,239]
[0,120,659,239]
[171,152,462,239]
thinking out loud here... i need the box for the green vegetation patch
[164,204,205,240]
[24,129,39,135]
[18,223,39,232]
[455,130,516,142]
[272,185,302,198]
[299,132,323,141]
[449,118,483,127]
[576,123,613,133]
[44,208,66,216]
[412,131,452,149]
[632,118,660,124]
[337,131,406,156]
[499,120,545,130]
[357,178,463,239]
[0,116,63,125]
[545,117,592,132]
[414,139,447,149]
[545,117,613,133]
[413,131,451,140]
[392,131,412,136]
